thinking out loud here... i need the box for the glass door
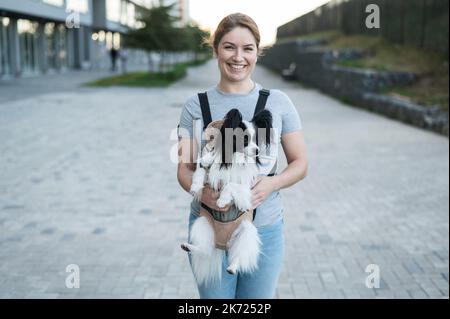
[45,22,57,71]
[18,19,39,75]
[0,17,12,77]
[57,24,68,70]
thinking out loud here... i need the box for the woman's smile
[227,63,248,73]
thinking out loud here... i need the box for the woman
[177,13,308,299]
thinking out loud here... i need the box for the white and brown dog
[181,108,273,285]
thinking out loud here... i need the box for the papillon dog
[181,108,273,285]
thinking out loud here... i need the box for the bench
[281,62,297,81]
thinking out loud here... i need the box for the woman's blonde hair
[203,13,266,57]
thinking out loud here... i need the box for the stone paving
[0,60,448,299]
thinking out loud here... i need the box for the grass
[86,58,210,88]
[383,73,449,112]
[285,30,449,111]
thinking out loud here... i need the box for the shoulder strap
[253,89,272,221]
[198,92,212,130]
[254,89,270,117]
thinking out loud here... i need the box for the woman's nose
[232,49,244,60]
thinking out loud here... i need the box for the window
[58,24,68,69]
[108,0,137,26]
[42,0,64,7]
[131,0,155,8]
[18,19,40,74]
[106,0,121,22]
[120,0,128,25]
[45,22,57,70]
[66,0,89,13]
[127,2,136,27]
[0,17,12,76]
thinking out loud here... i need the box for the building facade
[0,0,190,79]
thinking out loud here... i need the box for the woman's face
[216,27,258,83]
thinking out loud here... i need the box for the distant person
[110,48,118,72]
[119,48,129,74]
[176,13,308,299]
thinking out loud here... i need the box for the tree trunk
[159,51,164,73]
[147,52,153,73]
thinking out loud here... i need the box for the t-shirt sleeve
[280,91,303,135]
[178,95,197,139]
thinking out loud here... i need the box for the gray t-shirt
[178,82,302,227]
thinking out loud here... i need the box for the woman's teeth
[228,64,246,71]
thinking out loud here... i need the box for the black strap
[254,89,270,117]
[252,89,271,221]
[198,92,212,130]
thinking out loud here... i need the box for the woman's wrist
[271,175,282,192]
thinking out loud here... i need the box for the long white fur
[227,220,262,274]
[189,216,224,285]
[184,119,263,283]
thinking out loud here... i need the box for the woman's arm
[251,130,308,208]
[177,138,230,211]
[273,130,308,191]
[177,138,196,193]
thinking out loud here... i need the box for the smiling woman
[177,13,308,299]
[215,27,258,92]
[207,14,262,94]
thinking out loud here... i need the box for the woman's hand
[251,176,277,209]
[201,184,231,212]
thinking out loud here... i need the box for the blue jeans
[187,212,285,299]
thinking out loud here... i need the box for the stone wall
[277,0,449,57]
[260,40,449,136]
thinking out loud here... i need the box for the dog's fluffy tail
[190,216,224,286]
[228,220,261,273]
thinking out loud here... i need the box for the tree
[124,3,184,72]
[182,22,211,62]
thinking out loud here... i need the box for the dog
[181,108,273,285]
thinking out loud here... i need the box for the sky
[188,0,331,46]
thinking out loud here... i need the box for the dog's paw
[235,198,252,212]
[226,265,237,275]
[190,182,203,193]
[190,184,203,198]
[217,197,231,209]
[200,154,214,167]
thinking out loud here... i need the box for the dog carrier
[195,88,276,250]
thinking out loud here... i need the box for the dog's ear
[219,109,243,168]
[223,108,243,129]
[205,120,224,146]
[252,109,273,145]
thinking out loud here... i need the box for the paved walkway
[0,60,448,299]
[0,64,151,104]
